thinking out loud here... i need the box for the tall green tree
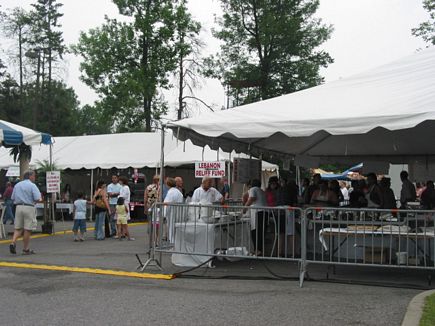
[0,8,33,122]
[206,0,333,105]
[412,0,435,45]
[73,0,181,131]
[172,0,207,120]
[29,0,66,130]
[30,0,65,91]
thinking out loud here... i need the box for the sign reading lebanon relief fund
[195,161,226,178]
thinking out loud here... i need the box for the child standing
[116,197,135,241]
[72,192,88,242]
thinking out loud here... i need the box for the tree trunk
[18,28,24,124]
[19,156,30,179]
[144,97,152,131]
[177,49,184,120]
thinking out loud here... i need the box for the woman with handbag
[93,180,110,240]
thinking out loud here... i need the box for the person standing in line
[244,179,267,256]
[400,171,416,208]
[175,176,186,199]
[93,180,110,240]
[118,176,134,240]
[339,181,350,201]
[72,192,88,242]
[107,175,122,237]
[219,177,230,201]
[3,181,15,225]
[191,177,223,204]
[144,175,160,218]
[163,177,184,243]
[115,197,134,240]
[9,170,41,255]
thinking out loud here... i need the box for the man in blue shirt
[10,170,41,255]
[107,175,122,237]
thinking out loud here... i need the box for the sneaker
[79,238,84,242]
[113,236,119,239]
[22,249,35,255]
[9,243,16,254]
[128,237,135,241]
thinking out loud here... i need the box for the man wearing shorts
[10,170,41,255]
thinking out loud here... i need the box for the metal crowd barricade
[140,203,435,287]
[145,202,303,271]
[303,206,435,274]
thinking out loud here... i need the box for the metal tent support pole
[89,169,94,222]
[140,125,165,272]
[50,144,56,234]
[228,152,232,188]
[296,165,302,197]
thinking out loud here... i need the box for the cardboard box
[364,247,388,264]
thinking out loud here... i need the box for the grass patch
[420,293,435,326]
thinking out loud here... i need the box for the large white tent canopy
[167,48,435,165]
[0,132,276,170]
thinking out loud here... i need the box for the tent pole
[228,152,232,188]
[90,169,94,222]
[159,125,165,201]
[296,165,302,197]
[49,144,56,234]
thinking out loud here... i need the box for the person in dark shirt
[421,181,435,210]
[379,177,396,209]
[304,174,321,205]
[349,179,367,208]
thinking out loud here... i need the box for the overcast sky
[0,0,431,119]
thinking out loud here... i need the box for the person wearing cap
[9,170,41,255]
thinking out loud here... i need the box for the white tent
[0,132,277,170]
[167,48,435,166]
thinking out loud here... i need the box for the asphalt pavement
[0,221,424,325]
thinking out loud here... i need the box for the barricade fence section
[304,207,435,270]
[150,203,303,265]
[146,203,435,286]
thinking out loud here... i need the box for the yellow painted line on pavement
[0,222,147,244]
[0,261,174,280]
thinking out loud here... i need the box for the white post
[296,165,302,196]
[89,169,94,221]
[228,152,232,188]
[159,125,165,201]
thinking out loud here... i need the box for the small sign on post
[195,161,226,178]
[6,166,20,177]
[46,171,61,193]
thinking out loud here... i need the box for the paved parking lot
[0,222,423,325]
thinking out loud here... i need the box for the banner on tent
[195,161,226,178]
[46,171,61,193]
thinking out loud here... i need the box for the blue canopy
[321,163,363,180]
[0,120,52,146]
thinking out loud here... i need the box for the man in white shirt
[191,177,223,204]
[107,175,122,237]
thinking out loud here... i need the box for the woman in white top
[164,177,184,243]
[244,179,267,255]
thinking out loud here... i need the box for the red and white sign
[46,171,61,193]
[195,161,226,178]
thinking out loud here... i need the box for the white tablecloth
[171,219,252,267]
[35,203,74,216]
[319,227,435,251]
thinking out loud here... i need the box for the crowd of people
[3,168,435,255]
[240,170,435,212]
